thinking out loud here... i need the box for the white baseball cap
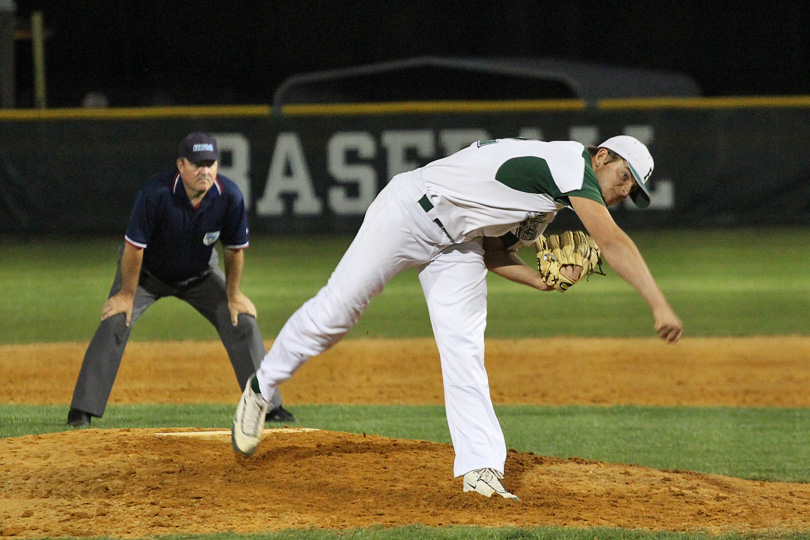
[598,135,654,208]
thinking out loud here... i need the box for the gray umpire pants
[69,247,283,417]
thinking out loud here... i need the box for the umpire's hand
[228,292,258,326]
[101,293,135,326]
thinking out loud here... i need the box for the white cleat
[462,468,520,500]
[231,374,270,456]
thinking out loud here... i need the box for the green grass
[2,227,809,343]
[3,403,809,483]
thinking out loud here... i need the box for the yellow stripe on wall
[598,95,810,110]
[0,105,272,121]
[278,99,587,116]
[2,96,810,121]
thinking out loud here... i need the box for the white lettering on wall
[255,133,322,216]
[327,132,377,215]
[624,125,654,145]
[570,126,600,147]
[212,132,251,207]
[380,130,435,177]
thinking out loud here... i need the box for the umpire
[67,132,294,427]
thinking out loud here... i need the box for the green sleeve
[494,149,605,206]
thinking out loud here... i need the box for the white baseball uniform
[256,138,605,476]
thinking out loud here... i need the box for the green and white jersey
[419,138,604,245]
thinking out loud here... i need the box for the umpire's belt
[418,194,449,237]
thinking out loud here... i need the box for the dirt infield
[2,337,810,537]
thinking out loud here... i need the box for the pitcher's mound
[2,428,809,538]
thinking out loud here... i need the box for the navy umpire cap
[179,132,219,162]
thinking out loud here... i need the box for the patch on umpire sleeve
[203,231,220,245]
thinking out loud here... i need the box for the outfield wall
[2,97,809,235]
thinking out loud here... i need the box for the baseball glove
[535,230,604,292]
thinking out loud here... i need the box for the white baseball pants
[257,170,507,477]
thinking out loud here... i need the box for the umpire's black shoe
[265,406,296,424]
[67,408,92,427]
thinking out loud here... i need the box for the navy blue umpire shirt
[124,170,250,284]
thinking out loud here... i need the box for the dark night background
[9,1,810,108]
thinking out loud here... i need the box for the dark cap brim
[630,189,651,208]
[626,162,651,208]
[184,151,218,163]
